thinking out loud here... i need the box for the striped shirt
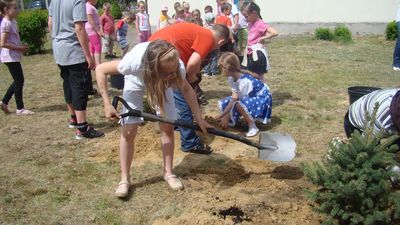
[349,89,400,136]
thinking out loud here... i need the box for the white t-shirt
[118,42,186,91]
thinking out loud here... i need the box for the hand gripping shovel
[112,96,296,162]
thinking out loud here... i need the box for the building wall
[147,0,398,34]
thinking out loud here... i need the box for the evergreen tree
[303,107,400,225]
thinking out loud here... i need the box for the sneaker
[163,174,184,190]
[246,126,260,137]
[68,118,77,128]
[88,88,98,96]
[75,126,104,140]
[16,108,34,116]
[0,101,10,113]
[394,67,400,71]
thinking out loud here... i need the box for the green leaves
[16,9,48,55]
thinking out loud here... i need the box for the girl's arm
[147,14,152,34]
[0,32,27,51]
[87,13,103,36]
[135,15,141,34]
[258,26,278,44]
[180,79,213,133]
[216,92,238,119]
[95,60,122,118]
[75,21,94,70]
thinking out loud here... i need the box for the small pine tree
[303,108,400,225]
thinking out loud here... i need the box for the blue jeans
[203,50,218,75]
[173,90,201,151]
[393,22,400,67]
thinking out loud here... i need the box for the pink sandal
[163,174,184,190]
[114,180,130,198]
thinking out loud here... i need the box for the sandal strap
[117,180,130,186]
[164,174,178,180]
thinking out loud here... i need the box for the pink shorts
[88,34,102,54]
[138,30,150,43]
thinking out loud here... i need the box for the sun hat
[161,5,168,11]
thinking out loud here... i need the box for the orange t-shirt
[215,15,232,27]
[149,22,215,65]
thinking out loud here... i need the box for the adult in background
[149,22,230,154]
[344,89,400,145]
[393,5,400,71]
[48,0,104,139]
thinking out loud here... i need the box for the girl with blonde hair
[96,40,212,198]
[217,52,272,137]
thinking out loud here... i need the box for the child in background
[216,3,232,28]
[190,9,203,26]
[204,5,213,14]
[116,11,135,57]
[86,0,103,67]
[0,0,33,115]
[95,40,212,198]
[157,5,171,30]
[135,1,151,43]
[202,13,218,77]
[241,1,278,81]
[174,6,185,23]
[182,1,191,18]
[172,2,181,19]
[100,2,116,59]
[217,52,272,137]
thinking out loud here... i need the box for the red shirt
[149,22,215,65]
[216,15,232,27]
[100,13,115,35]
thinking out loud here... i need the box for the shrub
[16,9,48,55]
[386,21,398,41]
[334,25,352,43]
[315,27,334,41]
[111,2,122,19]
[302,111,400,225]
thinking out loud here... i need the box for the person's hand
[197,117,213,134]
[218,114,230,129]
[98,30,104,37]
[20,45,29,52]
[86,55,95,70]
[104,103,120,119]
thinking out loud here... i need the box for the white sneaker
[246,127,259,137]
[393,67,400,71]
[16,108,34,116]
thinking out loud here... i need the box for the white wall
[147,0,399,25]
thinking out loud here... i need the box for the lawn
[0,35,399,225]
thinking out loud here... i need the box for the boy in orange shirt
[149,23,230,154]
[215,3,232,28]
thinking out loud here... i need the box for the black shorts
[244,51,268,75]
[59,62,91,110]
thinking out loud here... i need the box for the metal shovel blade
[258,132,296,162]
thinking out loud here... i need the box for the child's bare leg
[119,124,138,182]
[94,53,101,67]
[236,103,253,127]
[159,122,174,176]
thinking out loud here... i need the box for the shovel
[112,96,296,162]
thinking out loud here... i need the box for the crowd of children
[0,0,279,199]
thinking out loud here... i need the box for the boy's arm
[75,21,95,70]
[186,52,202,84]
[147,15,151,34]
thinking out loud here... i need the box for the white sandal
[163,174,184,190]
[114,180,130,198]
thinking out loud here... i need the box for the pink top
[100,13,115,35]
[85,2,100,36]
[247,19,269,54]
[0,18,22,62]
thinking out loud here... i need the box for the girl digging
[0,0,33,115]
[136,1,151,43]
[96,40,212,198]
[217,52,272,137]
[240,1,278,81]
